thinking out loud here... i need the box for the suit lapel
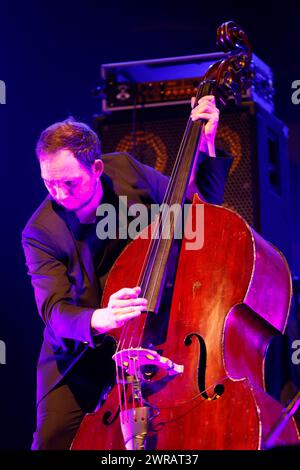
[54,202,101,306]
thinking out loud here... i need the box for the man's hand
[91,286,147,334]
[191,95,219,157]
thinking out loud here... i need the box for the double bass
[72,22,299,450]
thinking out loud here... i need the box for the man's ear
[93,159,104,177]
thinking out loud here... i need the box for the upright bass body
[72,198,299,450]
[72,21,299,450]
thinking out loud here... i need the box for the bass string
[116,83,205,358]
[115,124,189,353]
[136,122,205,347]
[116,115,200,354]
[135,82,205,341]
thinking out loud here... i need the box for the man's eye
[65,181,77,188]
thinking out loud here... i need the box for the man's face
[39,149,103,211]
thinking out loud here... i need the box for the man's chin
[55,200,81,211]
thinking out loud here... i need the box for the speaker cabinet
[94,102,292,264]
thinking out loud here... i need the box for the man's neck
[76,181,103,224]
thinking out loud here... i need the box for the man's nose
[55,186,69,201]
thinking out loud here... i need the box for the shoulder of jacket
[101,152,135,168]
[22,196,65,238]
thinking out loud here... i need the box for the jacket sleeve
[195,152,233,205]
[22,224,98,348]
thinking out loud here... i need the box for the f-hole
[184,333,224,400]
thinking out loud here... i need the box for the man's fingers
[115,305,145,315]
[121,310,143,320]
[110,298,148,308]
[192,95,215,105]
[116,309,143,327]
[110,286,141,300]
[191,112,219,122]
[191,99,218,115]
[198,95,215,104]
[206,95,216,102]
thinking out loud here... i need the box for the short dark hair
[36,118,101,169]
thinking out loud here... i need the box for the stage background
[0,0,299,449]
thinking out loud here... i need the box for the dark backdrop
[0,0,299,449]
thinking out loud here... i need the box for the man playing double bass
[22,95,232,449]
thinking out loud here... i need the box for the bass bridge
[113,348,184,450]
[113,347,184,379]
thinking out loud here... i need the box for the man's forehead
[40,149,83,179]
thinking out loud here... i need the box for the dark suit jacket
[22,152,232,404]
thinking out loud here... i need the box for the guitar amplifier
[99,53,274,114]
